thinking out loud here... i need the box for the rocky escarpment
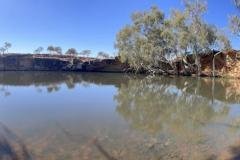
[0,54,126,72]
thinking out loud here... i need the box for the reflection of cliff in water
[0,122,32,160]
[0,72,240,103]
[0,72,133,94]
[0,72,131,88]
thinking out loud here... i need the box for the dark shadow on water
[93,139,118,160]
[0,122,32,160]
[56,122,118,160]
[221,144,240,160]
[207,144,240,160]
[229,146,240,160]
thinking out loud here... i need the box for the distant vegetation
[79,50,92,57]
[0,43,113,60]
[34,47,44,54]
[0,42,12,54]
[115,0,238,75]
[97,52,110,59]
[47,46,62,55]
[65,48,78,56]
[32,46,112,59]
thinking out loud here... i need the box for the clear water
[0,72,240,160]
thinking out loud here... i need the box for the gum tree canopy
[116,6,173,72]
[230,0,240,37]
[66,48,78,56]
[115,0,230,75]
[79,50,92,57]
[0,42,12,54]
[97,51,110,59]
[34,47,44,54]
[47,46,62,54]
[235,0,240,9]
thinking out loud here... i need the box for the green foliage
[65,48,78,56]
[182,0,217,75]
[230,0,240,47]
[47,46,62,54]
[54,47,62,54]
[116,0,231,74]
[4,42,12,53]
[169,9,190,56]
[116,6,174,72]
[97,51,110,59]
[79,50,92,57]
[34,47,44,54]
[47,45,54,53]
[216,31,232,51]
[0,42,12,54]
[230,15,240,37]
[0,47,6,54]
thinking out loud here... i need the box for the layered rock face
[0,54,126,72]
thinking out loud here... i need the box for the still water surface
[0,72,240,160]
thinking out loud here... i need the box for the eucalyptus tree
[231,16,240,37]
[169,9,191,57]
[47,46,55,54]
[97,51,110,59]
[47,46,62,54]
[34,47,44,54]
[116,1,230,75]
[0,42,11,54]
[216,31,232,51]
[54,46,62,54]
[0,47,6,54]
[66,48,78,56]
[230,0,240,37]
[79,50,92,57]
[211,31,232,77]
[171,5,230,76]
[116,6,175,72]
[183,0,218,75]
[4,42,12,54]
[174,0,232,76]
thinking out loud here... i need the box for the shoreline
[0,51,239,79]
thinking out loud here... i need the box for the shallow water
[0,72,240,160]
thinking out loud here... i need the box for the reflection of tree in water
[114,77,234,159]
[0,85,11,97]
[1,72,240,159]
[115,77,229,135]
[46,84,61,93]
[0,122,32,160]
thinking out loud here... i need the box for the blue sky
[0,0,239,55]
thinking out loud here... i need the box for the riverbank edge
[0,54,126,73]
[0,52,239,79]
